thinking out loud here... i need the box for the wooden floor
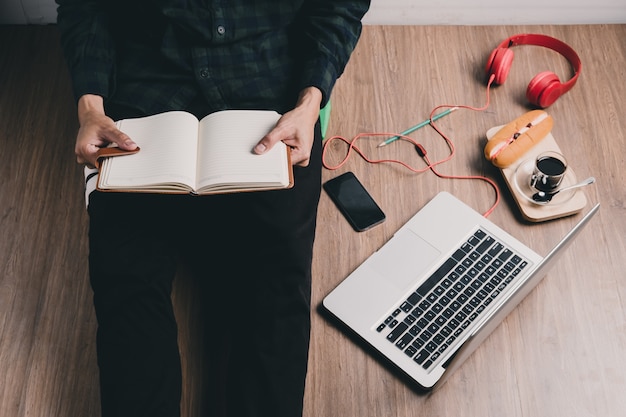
[1,24,625,417]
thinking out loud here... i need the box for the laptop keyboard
[376,228,529,371]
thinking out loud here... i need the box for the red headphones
[485,34,582,108]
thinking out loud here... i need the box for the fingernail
[254,143,266,154]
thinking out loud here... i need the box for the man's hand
[75,94,137,168]
[253,87,323,167]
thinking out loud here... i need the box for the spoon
[532,176,596,204]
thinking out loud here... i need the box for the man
[55,1,370,416]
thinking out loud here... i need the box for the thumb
[253,126,284,155]
[110,129,138,150]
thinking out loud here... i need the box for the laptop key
[396,333,414,350]
[452,248,466,261]
[400,301,413,313]
[414,349,430,365]
[405,344,418,357]
[386,322,408,342]
[498,248,513,262]
[468,235,481,247]
[407,292,421,305]
[488,243,504,257]
[475,236,494,253]
[411,306,424,318]
[411,338,424,350]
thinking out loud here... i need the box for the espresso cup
[529,151,568,192]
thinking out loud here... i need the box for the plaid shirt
[56,0,370,115]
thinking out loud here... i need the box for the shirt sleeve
[294,0,371,108]
[55,0,116,102]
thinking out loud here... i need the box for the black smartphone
[323,171,386,232]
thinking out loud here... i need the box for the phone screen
[323,172,386,232]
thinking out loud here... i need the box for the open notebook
[323,191,599,390]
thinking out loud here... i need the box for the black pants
[87,121,322,417]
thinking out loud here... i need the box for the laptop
[322,191,599,390]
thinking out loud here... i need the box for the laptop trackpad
[369,228,441,290]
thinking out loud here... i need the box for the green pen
[377,107,458,148]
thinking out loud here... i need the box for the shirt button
[200,68,209,78]
[216,25,226,36]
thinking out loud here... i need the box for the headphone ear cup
[526,71,562,108]
[485,48,514,85]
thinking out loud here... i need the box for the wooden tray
[486,126,588,222]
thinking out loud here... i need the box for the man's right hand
[75,94,137,168]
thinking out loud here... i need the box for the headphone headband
[498,33,582,94]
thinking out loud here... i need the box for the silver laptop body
[323,191,599,390]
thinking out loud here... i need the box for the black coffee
[537,156,566,175]
[532,155,567,192]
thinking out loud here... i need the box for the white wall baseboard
[363,2,626,25]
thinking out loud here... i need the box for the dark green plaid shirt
[56,0,370,116]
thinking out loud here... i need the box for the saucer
[513,158,578,206]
